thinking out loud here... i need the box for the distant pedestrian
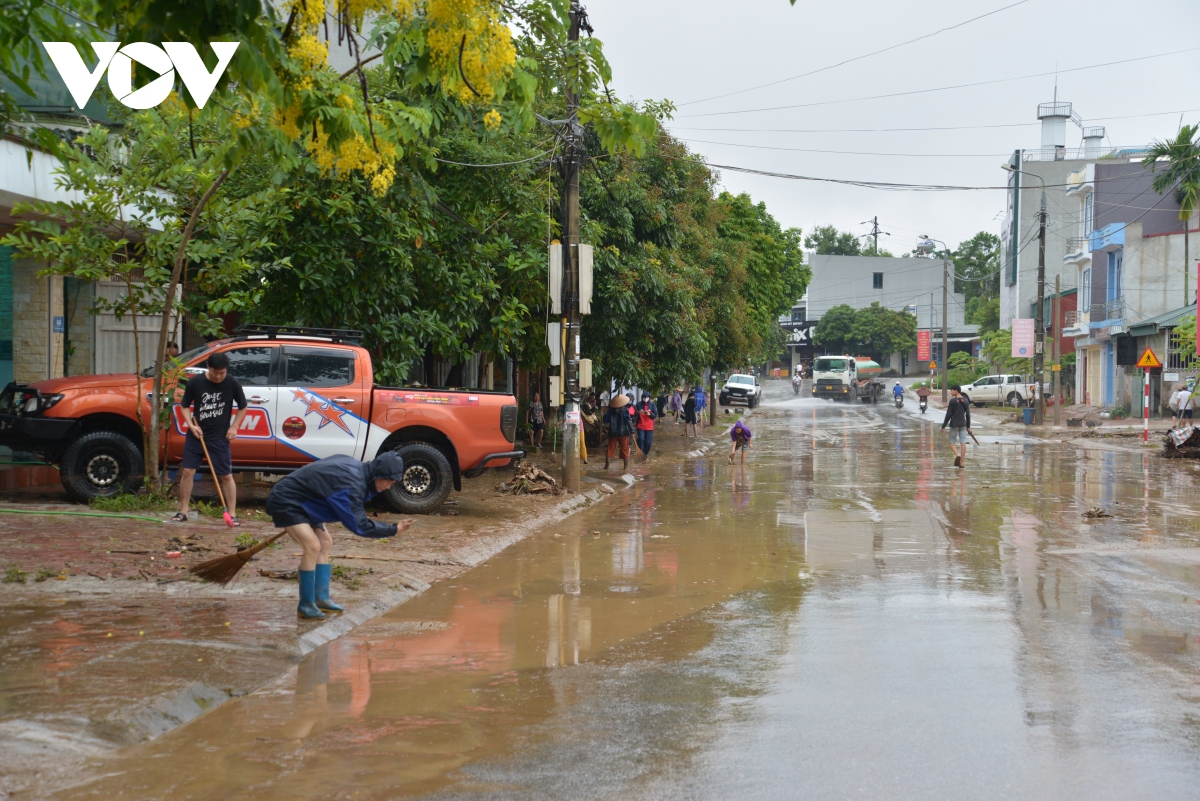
[166,341,180,359]
[670,386,683,423]
[694,384,707,425]
[728,419,753,465]
[941,385,972,469]
[527,392,546,452]
[683,389,698,438]
[656,391,668,419]
[604,393,635,470]
[635,393,658,458]
[1171,386,1195,427]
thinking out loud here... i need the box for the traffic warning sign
[1135,347,1162,370]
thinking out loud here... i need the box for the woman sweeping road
[265,452,415,619]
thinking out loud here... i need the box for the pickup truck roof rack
[233,325,363,344]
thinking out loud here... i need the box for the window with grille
[872,273,883,289]
[1167,327,1198,370]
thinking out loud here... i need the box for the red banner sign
[917,330,931,362]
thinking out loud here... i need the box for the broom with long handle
[190,530,288,585]
[194,429,235,528]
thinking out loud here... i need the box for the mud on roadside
[0,424,724,798]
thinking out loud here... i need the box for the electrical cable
[678,0,1030,107]
[434,149,555,168]
[679,138,1011,158]
[678,47,1200,119]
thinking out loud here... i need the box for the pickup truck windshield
[814,358,847,372]
[729,375,754,385]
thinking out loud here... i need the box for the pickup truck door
[275,345,368,463]
[167,345,279,466]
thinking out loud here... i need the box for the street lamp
[916,236,951,404]
[1000,162,1048,425]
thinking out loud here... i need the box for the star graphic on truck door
[290,388,354,436]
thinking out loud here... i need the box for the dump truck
[811,356,884,403]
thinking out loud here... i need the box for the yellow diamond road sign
[1135,347,1162,370]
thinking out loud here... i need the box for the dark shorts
[181,433,232,476]
[1181,409,1194,420]
[263,494,326,531]
[530,421,545,431]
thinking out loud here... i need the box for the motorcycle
[792,376,801,395]
[918,396,928,414]
[894,393,904,409]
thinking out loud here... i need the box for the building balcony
[1091,223,1125,252]
[1063,236,1091,267]
[1064,167,1093,197]
[1063,309,1089,337]
[1089,298,1125,334]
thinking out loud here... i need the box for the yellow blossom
[483,109,501,130]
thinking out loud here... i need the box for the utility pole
[1053,274,1061,426]
[558,0,586,491]
[1034,198,1047,425]
[941,256,949,404]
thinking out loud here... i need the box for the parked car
[719,373,762,408]
[0,326,522,512]
[964,374,1047,407]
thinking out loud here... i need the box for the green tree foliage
[1173,316,1198,367]
[813,304,857,354]
[815,302,915,361]
[953,232,1000,301]
[968,296,1000,334]
[1143,123,1200,302]
[804,225,862,256]
[947,351,987,387]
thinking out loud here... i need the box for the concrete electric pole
[1053,273,1061,426]
[1033,200,1047,425]
[942,256,949,404]
[558,0,585,492]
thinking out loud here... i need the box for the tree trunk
[444,361,464,388]
[147,169,230,490]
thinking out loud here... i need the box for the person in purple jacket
[729,419,753,465]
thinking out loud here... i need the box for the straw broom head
[189,531,288,585]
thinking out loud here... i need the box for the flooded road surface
[49,383,1200,799]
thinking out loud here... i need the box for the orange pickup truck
[0,326,522,513]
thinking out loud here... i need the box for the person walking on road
[728,419,753,465]
[604,393,635,470]
[941,385,973,469]
[265,451,414,619]
[635,393,658,458]
[171,351,248,525]
[1171,386,1195,427]
[694,384,707,426]
[656,390,668,420]
[527,392,546,452]
[670,386,683,424]
[683,389,699,439]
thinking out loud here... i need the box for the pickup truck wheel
[1007,391,1024,407]
[382,442,453,515]
[718,393,730,406]
[60,431,143,503]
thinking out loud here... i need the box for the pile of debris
[496,460,562,495]
[1163,426,1200,458]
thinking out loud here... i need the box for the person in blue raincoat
[265,451,414,619]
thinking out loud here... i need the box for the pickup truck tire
[718,393,730,406]
[382,442,453,515]
[60,431,143,503]
[1006,391,1024,407]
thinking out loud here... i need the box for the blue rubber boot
[297,569,325,619]
[314,563,344,612]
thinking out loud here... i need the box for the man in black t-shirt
[171,351,248,524]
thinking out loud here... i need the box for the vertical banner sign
[1012,318,1035,358]
[917,330,931,362]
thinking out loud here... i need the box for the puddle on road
[45,391,1200,800]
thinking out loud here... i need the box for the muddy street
[28,381,1200,799]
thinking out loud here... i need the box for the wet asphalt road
[52,381,1200,800]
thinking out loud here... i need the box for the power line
[678,0,1030,107]
[668,108,1200,136]
[679,138,1012,158]
[678,47,1200,119]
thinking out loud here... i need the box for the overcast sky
[594,0,1200,252]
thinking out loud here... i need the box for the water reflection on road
[59,385,1200,800]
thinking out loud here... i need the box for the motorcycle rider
[892,381,904,406]
[916,383,931,412]
[791,371,802,394]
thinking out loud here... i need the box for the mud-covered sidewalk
[0,416,731,798]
